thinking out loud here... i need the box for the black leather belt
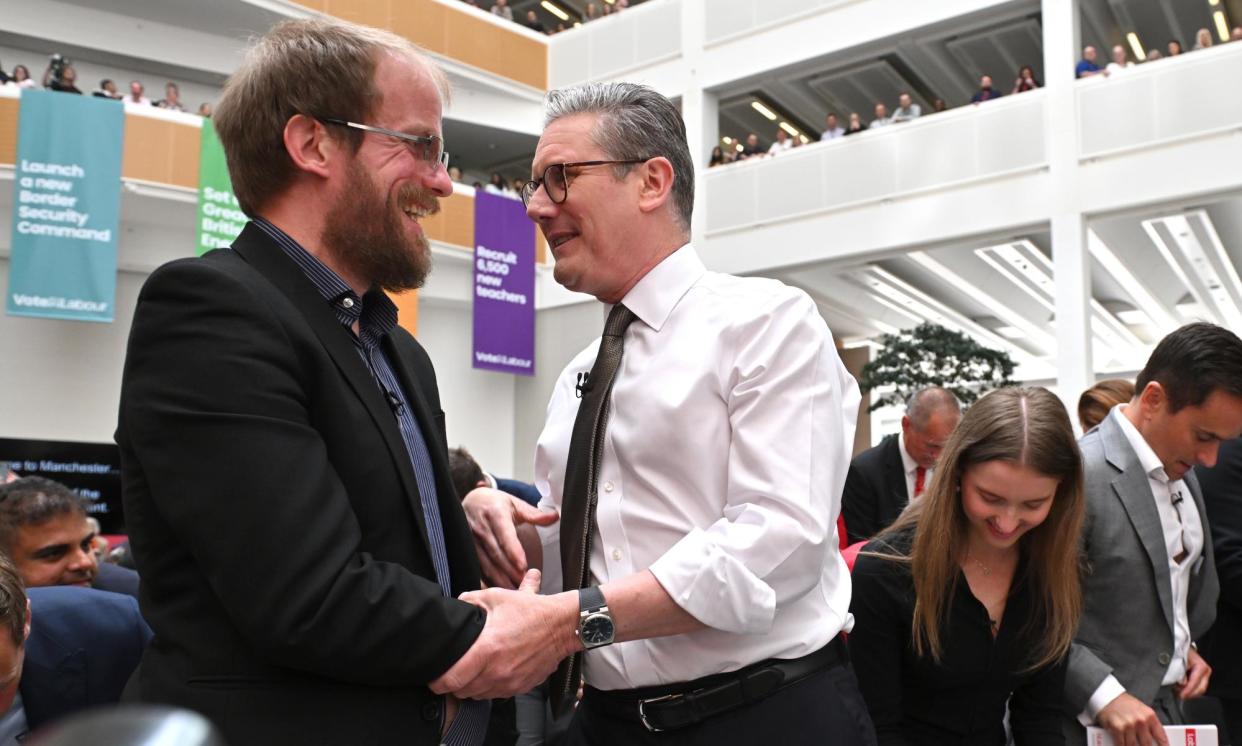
[584,636,847,732]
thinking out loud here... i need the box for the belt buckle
[637,693,681,733]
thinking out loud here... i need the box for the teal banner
[7,90,124,322]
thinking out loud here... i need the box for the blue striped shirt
[252,218,489,746]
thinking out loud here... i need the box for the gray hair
[906,387,962,429]
[544,82,694,232]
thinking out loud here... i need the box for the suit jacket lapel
[1101,417,1176,635]
[228,226,429,546]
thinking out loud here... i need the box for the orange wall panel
[0,98,17,165]
[121,116,200,189]
[324,0,391,28]
[387,289,419,336]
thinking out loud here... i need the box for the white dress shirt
[535,244,861,690]
[897,430,931,502]
[1081,405,1205,722]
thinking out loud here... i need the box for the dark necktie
[550,303,637,716]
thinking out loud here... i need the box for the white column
[679,0,716,244]
[1043,0,1093,414]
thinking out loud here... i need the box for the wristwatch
[577,586,615,649]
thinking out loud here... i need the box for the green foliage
[859,322,1016,412]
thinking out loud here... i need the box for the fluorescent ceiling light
[1127,33,1147,61]
[779,121,800,137]
[721,136,733,144]
[751,101,778,121]
[542,1,569,21]
[799,135,810,144]
[734,143,744,152]
[1216,11,1230,41]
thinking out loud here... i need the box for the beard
[321,159,440,293]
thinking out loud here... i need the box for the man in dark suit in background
[1198,437,1242,742]
[840,387,960,544]
[114,17,542,746]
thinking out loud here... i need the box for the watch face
[581,614,615,646]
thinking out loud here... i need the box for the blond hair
[871,387,1084,672]
[213,17,449,216]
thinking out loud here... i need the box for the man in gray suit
[1067,323,1242,746]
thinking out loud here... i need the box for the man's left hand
[429,569,580,700]
[1176,647,1211,700]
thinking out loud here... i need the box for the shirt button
[341,297,355,309]
[603,481,614,493]
[1158,652,1171,665]
[612,549,622,561]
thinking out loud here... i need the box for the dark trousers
[566,663,877,746]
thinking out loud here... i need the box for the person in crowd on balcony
[1231,26,1242,42]
[739,132,764,159]
[890,93,921,124]
[486,171,509,194]
[970,74,1003,103]
[1194,28,1213,50]
[511,177,526,192]
[157,82,185,112]
[1065,323,1242,745]
[1077,378,1135,434]
[932,98,947,112]
[42,62,81,94]
[456,79,874,746]
[1105,45,1132,76]
[1146,49,1164,61]
[1076,46,1103,78]
[841,387,962,545]
[0,62,7,85]
[585,3,600,20]
[491,0,514,21]
[709,145,727,167]
[615,0,629,9]
[122,81,151,105]
[521,10,545,34]
[555,23,566,33]
[197,102,212,117]
[821,112,845,140]
[1167,39,1183,57]
[870,102,891,128]
[851,387,1084,746]
[8,65,35,89]
[92,78,120,100]
[767,128,793,156]
[1196,437,1242,743]
[1011,65,1041,93]
[448,165,463,181]
[845,111,867,135]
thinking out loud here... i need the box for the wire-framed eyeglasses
[317,117,450,169]
[519,159,652,208]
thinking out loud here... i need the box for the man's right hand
[1097,693,1169,746]
[462,487,558,588]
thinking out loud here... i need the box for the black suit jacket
[22,586,152,732]
[1199,437,1242,699]
[841,434,908,544]
[115,224,486,745]
[93,561,139,599]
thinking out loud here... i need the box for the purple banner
[473,191,535,376]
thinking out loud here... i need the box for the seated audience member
[1066,323,1242,745]
[1077,378,1135,433]
[767,128,793,156]
[970,74,1002,103]
[1105,45,1132,75]
[156,82,184,111]
[709,145,727,167]
[92,78,119,99]
[1012,65,1041,93]
[0,477,139,598]
[842,387,962,544]
[890,93,921,123]
[850,386,1084,745]
[448,446,540,507]
[197,102,212,118]
[845,111,867,135]
[122,81,151,105]
[0,554,151,739]
[932,98,948,112]
[738,132,764,159]
[1194,27,1213,50]
[1167,39,1183,56]
[9,65,35,89]
[822,112,845,140]
[521,10,544,33]
[491,0,514,21]
[42,63,81,94]
[871,102,891,128]
[1076,46,1103,78]
[1196,437,1242,743]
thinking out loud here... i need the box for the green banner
[7,90,123,323]
[196,118,245,256]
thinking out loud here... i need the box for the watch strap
[579,585,606,613]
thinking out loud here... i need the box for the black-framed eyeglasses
[520,159,652,208]
[318,117,450,169]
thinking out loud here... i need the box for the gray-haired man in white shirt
[434,82,874,745]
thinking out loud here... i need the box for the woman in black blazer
[849,387,1085,745]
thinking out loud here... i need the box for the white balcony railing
[704,0,850,46]
[703,89,1047,236]
[548,0,682,88]
[1078,41,1242,160]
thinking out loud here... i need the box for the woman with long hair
[1012,64,1041,93]
[849,386,1085,745]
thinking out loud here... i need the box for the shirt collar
[1111,405,1169,483]
[897,430,919,475]
[618,243,703,333]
